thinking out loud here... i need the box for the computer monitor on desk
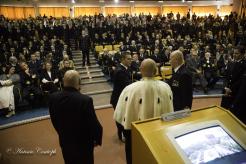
[167,120,246,164]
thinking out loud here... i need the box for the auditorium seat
[113,44,120,51]
[95,45,104,53]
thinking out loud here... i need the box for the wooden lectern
[132,106,246,164]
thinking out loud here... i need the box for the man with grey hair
[49,70,103,164]
[168,50,193,111]
[114,59,174,164]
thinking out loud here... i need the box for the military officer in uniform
[168,50,193,111]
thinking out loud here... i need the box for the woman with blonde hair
[59,53,74,70]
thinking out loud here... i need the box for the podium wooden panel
[132,106,246,164]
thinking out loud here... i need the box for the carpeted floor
[0,97,222,164]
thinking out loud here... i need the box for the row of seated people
[0,54,75,118]
[0,36,73,65]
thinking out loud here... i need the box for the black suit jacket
[49,87,103,149]
[232,71,246,123]
[79,35,91,51]
[110,64,132,108]
[168,65,193,111]
[40,70,58,82]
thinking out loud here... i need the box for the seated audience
[40,62,59,93]
[186,48,208,93]
[0,66,21,117]
[19,62,41,107]
[60,60,74,80]
[58,54,74,70]
[201,52,219,89]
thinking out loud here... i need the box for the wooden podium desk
[132,106,246,164]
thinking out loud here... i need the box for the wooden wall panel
[162,6,188,17]
[39,7,69,18]
[134,7,160,16]
[105,7,130,16]
[74,7,100,17]
[220,5,233,16]
[24,7,35,18]
[192,6,217,16]
[0,6,35,19]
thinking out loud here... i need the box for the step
[81,89,113,96]
[193,94,223,98]
[79,69,102,74]
[72,50,94,53]
[81,73,105,79]
[82,71,104,77]
[76,64,100,70]
[94,104,112,110]
[73,56,97,60]
[81,79,108,85]
[73,57,97,61]
[77,67,102,72]
[88,92,113,108]
[81,77,108,83]
[72,51,94,54]
[80,82,112,93]
[72,50,82,53]
[73,53,95,59]
[73,60,97,65]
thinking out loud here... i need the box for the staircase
[72,50,113,109]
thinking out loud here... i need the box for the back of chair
[95,45,104,53]
[113,44,120,51]
[104,45,113,51]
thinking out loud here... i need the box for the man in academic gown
[114,59,173,164]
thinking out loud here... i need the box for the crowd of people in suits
[0,15,76,117]
[0,10,245,164]
[0,11,245,121]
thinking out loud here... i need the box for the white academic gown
[114,78,174,130]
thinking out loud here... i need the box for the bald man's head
[140,59,157,78]
[63,70,80,90]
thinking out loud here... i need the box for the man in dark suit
[49,70,103,164]
[40,62,59,93]
[168,50,193,111]
[79,30,91,66]
[28,53,42,76]
[221,47,246,110]
[110,51,132,142]
[232,70,246,124]
[186,48,208,93]
[19,62,42,107]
